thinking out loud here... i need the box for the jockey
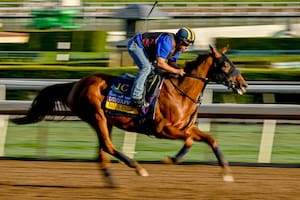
[127,27,196,107]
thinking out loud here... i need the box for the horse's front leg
[162,137,193,164]
[189,126,234,182]
[159,124,194,164]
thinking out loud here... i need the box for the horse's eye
[222,62,231,73]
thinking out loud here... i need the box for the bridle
[169,53,240,104]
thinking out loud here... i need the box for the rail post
[122,131,137,159]
[196,89,213,132]
[258,93,276,163]
[0,85,8,156]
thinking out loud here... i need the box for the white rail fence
[0,100,299,119]
[1,79,300,93]
[0,80,299,163]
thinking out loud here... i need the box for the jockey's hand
[177,68,185,76]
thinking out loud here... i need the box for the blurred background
[0,0,299,165]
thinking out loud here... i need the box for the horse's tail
[11,82,75,125]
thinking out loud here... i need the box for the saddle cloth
[105,72,163,116]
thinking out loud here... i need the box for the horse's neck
[180,56,213,98]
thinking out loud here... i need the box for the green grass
[4,120,300,164]
[67,0,300,3]
[4,0,300,3]
[0,65,138,79]
[231,55,300,64]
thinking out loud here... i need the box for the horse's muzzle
[228,81,248,95]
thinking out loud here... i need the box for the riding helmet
[175,27,195,46]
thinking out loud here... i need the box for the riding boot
[130,98,144,108]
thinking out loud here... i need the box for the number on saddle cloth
[105,72,163,115]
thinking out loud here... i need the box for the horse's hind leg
[93,109,149,179]
[94,124,119,187]
[97,129,149,177]
[98,148,116,187]
[79,82,148,185]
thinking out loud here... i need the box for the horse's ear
[221,44,229,54]
[209,44,222,58]
[209,44,215,56]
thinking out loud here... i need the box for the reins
[168,73,208,131]
[184,73,209,83]
[169,73,208,104]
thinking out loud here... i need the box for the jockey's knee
[140,64,152,74]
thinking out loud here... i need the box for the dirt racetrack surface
[0,160,299,200]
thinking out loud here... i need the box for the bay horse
[11,45,247,186]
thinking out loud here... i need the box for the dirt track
[0,160,299,200]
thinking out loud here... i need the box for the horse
[11,45,248,186]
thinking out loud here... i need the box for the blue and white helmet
[175,27,196,46]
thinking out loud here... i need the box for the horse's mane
[184,53,210,73]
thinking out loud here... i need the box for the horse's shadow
[0,181,121,189]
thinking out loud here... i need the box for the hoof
[102,168,117,187]
[104,175,118,187]
[136,167,149,176]
[161,156,174,164]
[222,165,234,182]
[223,175,234,182]
[134,163,149,176]
[161,156,179,164]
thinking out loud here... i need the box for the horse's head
[208,45,248,95]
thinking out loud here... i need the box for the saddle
[105,70,164,118]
